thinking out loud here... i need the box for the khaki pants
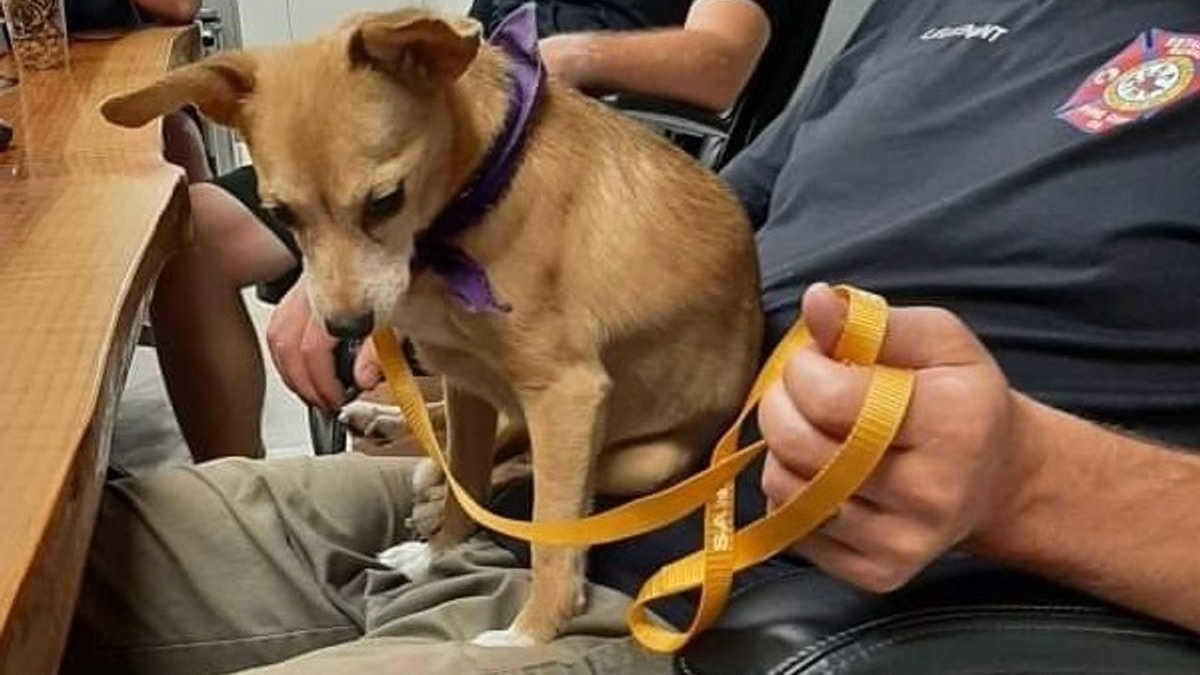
[63,455,673,675]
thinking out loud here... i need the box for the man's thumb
[801,282,848,356]
[354,341,384,391]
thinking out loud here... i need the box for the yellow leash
[372,285,914,653]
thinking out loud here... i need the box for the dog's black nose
[325,313,375,340]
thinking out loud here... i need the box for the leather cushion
[676,556,1200,675]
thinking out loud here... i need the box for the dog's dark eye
[265,204,297,227]
[363,184,406,228]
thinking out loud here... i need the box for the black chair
[605,0,834,169]
[676,555,1200,675]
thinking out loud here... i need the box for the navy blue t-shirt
[731,0,1200,448]
[493,0,1200,626]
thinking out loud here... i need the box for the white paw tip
[471,629,536,648]
[337,400,369,424]
[376,541,433,582]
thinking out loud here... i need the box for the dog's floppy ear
[350,13,482,88]
[101,52,256,129]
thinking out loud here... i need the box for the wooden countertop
[0,28,197,675]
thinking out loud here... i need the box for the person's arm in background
[539,0,771,112]
[133,0,199,25]
[761,284,1200,634]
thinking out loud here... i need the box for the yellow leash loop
[372,285,915,653]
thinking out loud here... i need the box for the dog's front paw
[339,400,405,440]
[377,541,434,582]
[471,629,536,648]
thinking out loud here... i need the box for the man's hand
[266,283,343,411]
[539,34,591,89]
[353,337,385,394]
[760,284,1042,592]
[266,283,386,411]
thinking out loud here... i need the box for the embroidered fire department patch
[1057,29,1200,134]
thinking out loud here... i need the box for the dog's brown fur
[104,8,762,644]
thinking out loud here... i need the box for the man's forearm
[545,30,756,112]
[970,394,1200,632]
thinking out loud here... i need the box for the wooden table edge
[0,26,198,675]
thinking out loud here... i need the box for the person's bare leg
[153,183,297,461]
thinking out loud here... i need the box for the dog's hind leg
[493,418,529,464]
[594,436,699,497]
[473,362,611,647]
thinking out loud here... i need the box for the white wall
[238,0,473,46]
[236,0,290,47]
[429,0,471,13]
[798,0,874,92]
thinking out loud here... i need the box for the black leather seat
[677,556,1200,675]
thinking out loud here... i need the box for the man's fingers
[271,338,324,409]
[759,382,839,478]
[300,321,344,411]
[762,443,893,509]
[266,307,319,407]
[766,438,939,592]
[781,348,868,441]
[815,498,943,567]
[800,283,988,369]
[791,530,922,594]
[789,531,910,594]
[354,338,384,392]
[779,347,919,447]
[266,283,329,408]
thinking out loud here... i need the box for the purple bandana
[413,3,543,313]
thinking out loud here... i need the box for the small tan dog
[104,6,762,646]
